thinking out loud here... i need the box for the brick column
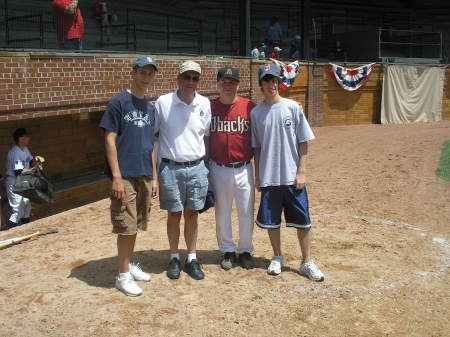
[307,64,324,126]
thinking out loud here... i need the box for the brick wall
[0,52,253,121]
[32,180,110,219]
[321,64,383,126]
[0,52,256,220]
[1,51,449,220]
[0,113,105,181]
[443,68,450,121]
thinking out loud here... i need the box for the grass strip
[436,140,450,181]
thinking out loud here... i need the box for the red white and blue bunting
[329,63,375,91]
[270,59,301,91]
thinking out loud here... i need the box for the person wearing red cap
[207,66,256,270]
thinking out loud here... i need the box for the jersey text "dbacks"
[210,115,250,134]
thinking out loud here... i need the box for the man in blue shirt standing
[262,16,282,48]
[100,56,158,296]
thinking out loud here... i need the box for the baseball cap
[13,128,30,140]
[258,63,282,80]
[133,56,158,71]
[179,61,202,75]
[217,66,239,82]
[274,46,282,52]
[198,190,215,214]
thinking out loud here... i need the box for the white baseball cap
[179,61,202,75]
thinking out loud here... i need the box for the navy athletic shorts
[256,185,311,230]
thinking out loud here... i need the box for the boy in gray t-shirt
[251,63,325,281]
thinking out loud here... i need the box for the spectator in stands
[329,40,346,61]
[262,16,282,48]
[95,0,117,41]
[251,45,260,59]
[155,61,211,281]
[251,44,267,60]
[268,46,282,59]
[4,129,45,230]
[99,56,159,297]
[53,0,85,50]
[288,34,302,60]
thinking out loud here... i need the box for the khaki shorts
[110,177,152,235]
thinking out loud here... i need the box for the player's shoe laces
[267,255,283,275]
[115,274,143,296]
[129,263,151,282]
[299,261,325,282]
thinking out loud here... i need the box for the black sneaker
[183,259,205,280]
[221,252,237,271]
[239,252,254,269]
[166,258,181,279]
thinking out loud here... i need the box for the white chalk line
[292,214,450,296]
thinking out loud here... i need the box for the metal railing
[378,28,442,60]
[5,12,44,48]
[99,23,137,50]
[126,8,203,54]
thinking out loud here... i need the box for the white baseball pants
[209,162,255,253]
[6,176,31,224]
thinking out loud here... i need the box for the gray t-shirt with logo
[251,98,315,187]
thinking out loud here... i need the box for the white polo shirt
[155,90,211,162]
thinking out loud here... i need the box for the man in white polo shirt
[155,61,211,280]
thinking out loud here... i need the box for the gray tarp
[381,65,444,124]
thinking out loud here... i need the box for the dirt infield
[1,121,449,337]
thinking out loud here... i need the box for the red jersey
[209,96,256,164]
[53,0,84,43]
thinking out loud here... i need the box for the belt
[215,161,250,169]
[162,157,203,167]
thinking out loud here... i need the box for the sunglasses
[182,74,200,82]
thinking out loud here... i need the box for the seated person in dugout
[99,56,158,297]
[4,128,44,230]
[251,63,325,281]
[155,61,211,281]
[207,66,256,271]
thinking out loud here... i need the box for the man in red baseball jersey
[53,0,84,50]
[207,66,256,270]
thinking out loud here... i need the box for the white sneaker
[299,261,325,282]
[267,255,284,275]
[129,263,151,282]
[115,274,143,296]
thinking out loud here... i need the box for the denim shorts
[158,160,209,212]
[256,185,311,230]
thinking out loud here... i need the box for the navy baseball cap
[258,63,282,80]
[199,190,215,214]
[217,66,239,82]
[133,56,158,71]
[13,128,30,142]
[13,128,30,139]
